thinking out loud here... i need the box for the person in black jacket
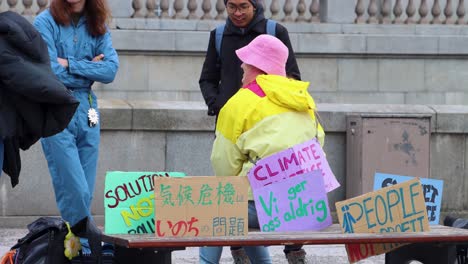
[199,0,301,118]
[0,11,79,187]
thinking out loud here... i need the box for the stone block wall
[0,102,467,227]
[93,20,468,105]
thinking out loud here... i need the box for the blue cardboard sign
[374,172,443,225]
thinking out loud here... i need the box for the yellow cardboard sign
[154,176,248,237]
[335,178,429,263]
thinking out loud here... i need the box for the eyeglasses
[226,4,252,14]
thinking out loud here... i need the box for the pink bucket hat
[235,34,288,77]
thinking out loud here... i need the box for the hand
[92,54,105,62]
[208,101,221,116]
[57,57,69,68]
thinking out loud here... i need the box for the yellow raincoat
[211,75,325,188]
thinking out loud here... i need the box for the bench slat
[102,224,468,249]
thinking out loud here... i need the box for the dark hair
[224,0,258,8]
[50,0,111,36]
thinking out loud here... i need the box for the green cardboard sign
[104,171,185,234]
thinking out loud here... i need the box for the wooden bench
[101,224,468,263]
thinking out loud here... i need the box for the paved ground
[0,228,386,263]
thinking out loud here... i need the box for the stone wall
[93,20,468,105]
[0,102,467,227]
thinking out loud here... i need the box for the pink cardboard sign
[248,138,340,192]
[252,171,332,232]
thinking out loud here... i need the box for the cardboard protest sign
[247,138,340,192]
[374,172,444,225]
[251,170,332,232]
[154,176,249,237]
[104,171,185,234]
[336,178,429,263]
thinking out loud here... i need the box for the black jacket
[0,11,79,187]
[199,6,301,116]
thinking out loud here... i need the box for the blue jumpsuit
[34,10,119,226]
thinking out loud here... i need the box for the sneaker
[285,248,307,264]
[231,247,251,264]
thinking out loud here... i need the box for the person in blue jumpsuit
[33,0,119,254]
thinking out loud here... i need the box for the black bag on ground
[445,215,468,264]
[11,217,69,264]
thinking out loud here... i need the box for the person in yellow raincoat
[204,34,325,264]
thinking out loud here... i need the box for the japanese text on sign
[154,176,249,237]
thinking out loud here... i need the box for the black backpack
[445,215,468,264]
[11,217,70,264]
